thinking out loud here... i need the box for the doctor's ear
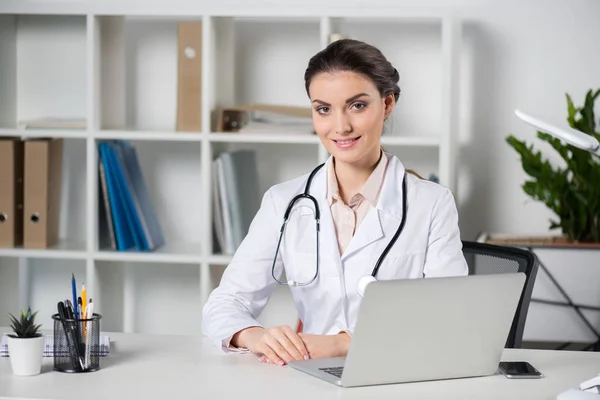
[383,94,395,119]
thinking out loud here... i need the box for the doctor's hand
[231,326,309,366]
[298,332,351,359]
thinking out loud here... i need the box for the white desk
[1,329,599,400]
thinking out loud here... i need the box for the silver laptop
[288,273,526,387]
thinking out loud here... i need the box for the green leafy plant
[8,308,42,339]
[506,89,600,243]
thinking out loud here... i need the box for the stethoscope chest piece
[356,275,377,297]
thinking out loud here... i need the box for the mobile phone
[498,361,543,379]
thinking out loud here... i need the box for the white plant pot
[7,335,44,376]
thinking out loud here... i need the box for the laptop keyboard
[319,366,344,378]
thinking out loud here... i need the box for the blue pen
[71,273,79,319]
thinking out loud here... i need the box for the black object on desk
[52,305,102,373]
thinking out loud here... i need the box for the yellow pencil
[82,283,87,336]
[82,283,87,317]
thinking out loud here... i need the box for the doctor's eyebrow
[311,93,370,107]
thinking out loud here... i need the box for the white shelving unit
[0,2,462,335]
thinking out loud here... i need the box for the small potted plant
[7,308,44,376]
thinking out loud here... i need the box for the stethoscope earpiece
[356,275,377,297]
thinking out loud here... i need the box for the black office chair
[461,240,539,348]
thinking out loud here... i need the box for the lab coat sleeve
[423,188,469,277]
[202,187,283,353]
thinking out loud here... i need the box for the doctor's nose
[335,114,352,135]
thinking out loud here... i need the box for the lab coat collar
[315,152,406,219]
[309,152,407,261]
[375,152,407,220]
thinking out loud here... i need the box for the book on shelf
[212,150,261,255]
[17,117,86,130]
[216,104,315,135]
[98,140,165,252]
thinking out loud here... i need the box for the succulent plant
[8,308,42,339]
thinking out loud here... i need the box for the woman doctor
[202,39,468,366]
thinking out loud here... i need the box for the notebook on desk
[0,334,110,357]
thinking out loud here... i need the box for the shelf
[0,3,451,19]
[95,130,204,142]
[0,4,463,337]
[207,132,319,144]
[0,130,440,146]
[207,254,233,265]
[208,133,439,146]
[0,2,88,16]
[0,240,87,260]
[94,242,202,264]
[381,136,440,147]
[0,129,88,139]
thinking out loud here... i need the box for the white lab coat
[202,152,468,352]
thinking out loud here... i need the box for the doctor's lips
[333,136,362,149]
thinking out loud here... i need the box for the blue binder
[98,143,135,251]
[104,142,147,251]
[117,141,164,250]
[98,140,164,252]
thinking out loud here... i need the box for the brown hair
[304,39,400,102]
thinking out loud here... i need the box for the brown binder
[0,139,25,247]
[176,21,203,132]
[23,138,64,249]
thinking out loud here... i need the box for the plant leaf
[507,88,600,242]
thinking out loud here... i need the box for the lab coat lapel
[340,208,384,260]
[341,154,406,261]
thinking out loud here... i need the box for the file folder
[116,141,164,250]
[176,21,202,132]
[98,159,117,251]
[97,140,164,252]
[98,142,135,251]
[0,139,24,247]
[23,138,63,249]
[212,150,260,254]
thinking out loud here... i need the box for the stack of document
[98,140,165,252]
[18,117,86,130]
[237,109,314,134]
[0,334,110,357]
[212,150,261,254]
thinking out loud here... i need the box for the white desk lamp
[514,109,600,157]
[515,109,600,399]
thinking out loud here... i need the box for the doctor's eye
[316,106,330,115]
[350,102,367,111]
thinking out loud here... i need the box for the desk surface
[1,329,599,400]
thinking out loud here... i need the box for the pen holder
[51,313,102,373]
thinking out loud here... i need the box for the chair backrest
[461,240,539,348]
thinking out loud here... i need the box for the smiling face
[308,70,395,167]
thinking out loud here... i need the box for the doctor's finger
[264,335,295,364]
[256,342,284,366]
[282,326,309,360]
[271,329,305,361]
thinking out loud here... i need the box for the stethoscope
[271,162,408,297]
